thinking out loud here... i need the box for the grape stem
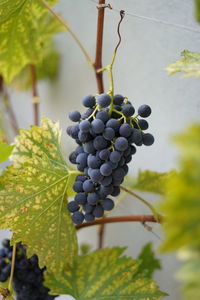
[30,65,39,126]
[120,185,163,221]
[98,11,125,115]
[0,76,19,136]
[8,243,17,291]
[76,214,162,230]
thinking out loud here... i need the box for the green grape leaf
[0,141,14,163]
[0,118,78,275]
[176,246,200,300]
[0,0,63,83]
[11,44,60,91]
[160,124,200,251]
[166,50,200,78]
[126,169,176,195]
[195,0,200,22]
[45,248,166,299]
[137,242,161,278]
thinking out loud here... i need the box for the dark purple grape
[114,137,128,151]
[79,120,91,132]
[113,94,124,105]
[103,127,115,140]
[100,163,112,176]
[75,193,87,205]
[142,133,154,146]
[72,211,84,224]
[83,180,95,193]
[119,124,132,137]
[122,104,135,116]
[96,110,109,123]
[91,119,105,134]
[97,93,111,108]
[102,198,114,211]
[93,205,104,218]
[138,119,149,130]
[69,110,81,122]
[138,104,151,117]
[82,94,96,108]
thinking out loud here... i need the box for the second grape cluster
[67,93,154,224]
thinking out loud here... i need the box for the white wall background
[1,0,200,299]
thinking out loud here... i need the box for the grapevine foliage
[0,0,62,83]
[45,248,166,300]
[126,169,176,195]
[160,124,200,251]
[137,242,161,278]
[0,141,13,163]
[160,124,200,299]
[166,50,200,78]
[0,118,78,275]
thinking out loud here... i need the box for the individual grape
[96,110,109,123]
[125,155,132,163]
[123,164,129,175]
[83,179,95,193]
[102,198,114,211]
[0,249,6,257]
[87,155,102,168]
[113,167,126,180]
[106,119,120,132]
[76,146,84,154]
[70,125,79,139]
[99,149,110,161]
[69,110,81,122]
[76,153,88,168]
[83,203,93,213]
[114,137,128,151]
[97,93,111,107]
[111,186,121,196]
[142,133,154,146]
[72,211,84,224]
[87,192,100,205]
[93,205,104,218]
[77,175,87,182]
[68,201,79,212]
[82,108,94,119]
[103,127,115,140]
[138,104,151,117]
[100,175,112,186]
[82,94,96,108]
[122,104,135,116]
[73,181,83,193]
[91,119,105,134]
[78,131,90,143]
[110,151,121,163]
[90,169,103,183]
[83,141,96,154]
[100,184,113,196]
[100,163,112,176]
[84,213,95,222]
[79,120,91,132]
[118,157,125,166]
[130,145,136,155]
[75,193,87,204]
[138,119,149,130]
[119,123,132,137]
[129,129,143,144]
[113,94,124,105]
[93,136,108,150]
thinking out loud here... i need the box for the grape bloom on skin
[67,93,154,224]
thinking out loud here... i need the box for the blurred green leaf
[137,242,161,278]
[195,0,200,22]
[0,141,13,163]
[176,246,200,300]
[0,0,63,83]
[126,169,176,195]
[160,124,200,252]
[11,47,60,91]
[45,248,166,299]
[79,243,92,256]
[166,50,200,78]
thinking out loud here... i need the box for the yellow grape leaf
[160,124,200,251]
[166,50,200,78]
[0,141,13,163]
[126,169,176,195]
[0,0,62,83]
[0,118,78,275]
[45,248,166,300]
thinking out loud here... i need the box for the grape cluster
[67,93,154,224]
[0,239,57,300]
